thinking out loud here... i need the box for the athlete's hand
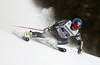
[43,27,50,33]
[77,47,82,54]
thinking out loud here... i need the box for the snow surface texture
[0,0,100,65]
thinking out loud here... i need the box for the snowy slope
[0,0,100,65]
[0,29,100,65]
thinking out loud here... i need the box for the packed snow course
[0,0,100,65]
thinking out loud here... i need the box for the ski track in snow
[0,0,100,65]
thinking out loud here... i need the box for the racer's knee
[32,32,43,37]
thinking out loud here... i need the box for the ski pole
[13,25,43,31]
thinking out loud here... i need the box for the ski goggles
[73,24,80,30]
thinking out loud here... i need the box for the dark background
[34,0,100,57]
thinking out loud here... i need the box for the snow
[0,0,100,65]
[0,29,100,65]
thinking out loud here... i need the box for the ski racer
[24,18,83,54]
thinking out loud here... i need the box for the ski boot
[58,47,66,52]
[22,31,32,41]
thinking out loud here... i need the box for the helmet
[72,18,82,29]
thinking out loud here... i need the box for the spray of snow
[0,0,55,32]
[0,0,81,50]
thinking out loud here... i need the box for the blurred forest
[35,0,100,57]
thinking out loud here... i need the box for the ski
[23,36,66,52]
[13,30,66,52]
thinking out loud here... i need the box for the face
[72,26,78,31]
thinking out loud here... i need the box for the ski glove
[77,47,82,54]
[43,26,50,33]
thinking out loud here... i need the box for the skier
[24,18,83,54]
